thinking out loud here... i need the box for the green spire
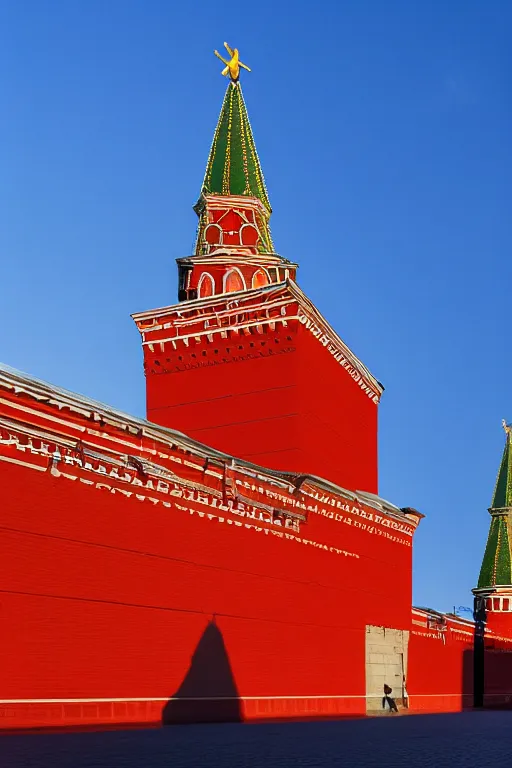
[199,82,271,211]
[491,427,512,509]
[477,515,512,588]
[477,427,512,588]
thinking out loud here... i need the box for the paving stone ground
[2,712,512,768]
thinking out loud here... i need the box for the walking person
[382,683,398,713]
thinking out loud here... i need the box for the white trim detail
[0,397,86,433]
[0,454,47,472]
[0,692,486,705]
[133,281,383,402]
[0,363,404,525]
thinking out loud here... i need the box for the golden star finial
[214,42,251,82]
[502,419,512,435]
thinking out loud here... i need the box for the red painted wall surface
[0,458,410,729]
[146,323,300,465]
[407,614,512,713]
[296,325,378,493]
[145,321,378,493]
[484,612,512,638]
[408,625,473,712]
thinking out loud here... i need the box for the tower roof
[198,81,271,212]
[477,425,512,589]
[491,425,512,509]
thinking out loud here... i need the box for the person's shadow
[162,620,242,724]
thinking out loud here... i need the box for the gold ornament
[214,42,251,82]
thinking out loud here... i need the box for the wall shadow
[461,598,484,709]
[474,599,485,708]
[162,620,242,725]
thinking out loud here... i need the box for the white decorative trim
[0,396,86,433]
[0,419,415,548]
[1,435,372,558]
[141,316,295,348]
[201,193,269,217]
[132,283,288,322]
[0,364,406,528]
[133,281,383,402]
[0,692,487,704]
[0,454,46,472]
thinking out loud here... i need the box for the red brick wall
[145,321,378,493]
[407,615,512,713]
[1,457,411,728]
[408,626,473,712]
[296,325,378,493]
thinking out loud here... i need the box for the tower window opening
[503,598,510,611]
[204,223,223,247]
[198,272,215,298]
[252,268,269,289]
[224,268,246,293]
[240,223,259,247]
[493,598,501,611]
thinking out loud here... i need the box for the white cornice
[132,280,384,402]
[198,193,270,217]
[176,253,298,268]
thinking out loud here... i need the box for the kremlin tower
[4,41,512,732]
[473,423,512,634]
[133,44,382,493]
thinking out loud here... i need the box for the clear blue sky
[1,1,511,612]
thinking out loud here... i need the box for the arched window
[252,269,270,289]
[240,223,259,247]
[198,272,215,298]
[204,223,222,247]
[224,268,246,293]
